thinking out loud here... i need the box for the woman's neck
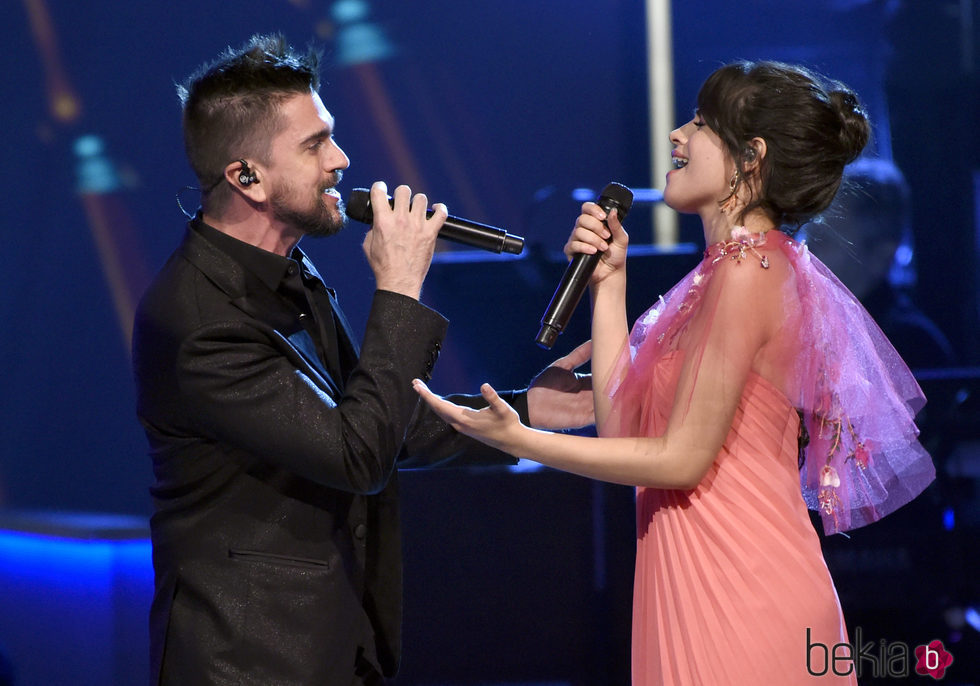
[701,208,776,245]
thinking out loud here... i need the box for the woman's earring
[720,169,740,214]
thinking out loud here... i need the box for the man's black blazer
[133,222,520,685]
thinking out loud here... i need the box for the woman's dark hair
[697,61,870,228]
[178,33,321,213]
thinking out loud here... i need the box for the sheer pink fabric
[605,230,934,535]
[605,230,933,684]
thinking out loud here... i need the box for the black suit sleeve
[398,390,527,469]
[176,290,447,494]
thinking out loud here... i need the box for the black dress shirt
[194,217,349,386]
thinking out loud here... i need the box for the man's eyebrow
[299,127,332,147]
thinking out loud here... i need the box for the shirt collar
[191,214,314,292]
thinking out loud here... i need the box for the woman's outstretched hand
[412,379,528,456]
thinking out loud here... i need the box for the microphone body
[535,182,634,349]
[345,188,524,255]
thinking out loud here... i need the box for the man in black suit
[132,34,592,685]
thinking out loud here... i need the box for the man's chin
[303,213,346,239]
[291,199,346,239]
[272,192,346,239]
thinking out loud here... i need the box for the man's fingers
[392,184,412,211]
[410,192,429,218]
[429,202,448,223]
[369,181,389,215]
[555,340,593,370]
[479,382,504,408]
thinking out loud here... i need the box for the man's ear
[224,159,268,202]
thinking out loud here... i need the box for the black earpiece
[743,147,757,162]
[237,159,257,186]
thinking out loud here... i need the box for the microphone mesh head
[598,182,634,221]
[345,188,374,224]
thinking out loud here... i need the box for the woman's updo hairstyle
[697,61,870,227]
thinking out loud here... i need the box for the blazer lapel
[325,288,359,375]
[297,253,360,371]
[178,225,345,398]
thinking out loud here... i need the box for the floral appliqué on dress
[656,228,771,348]
[813,368,873,529]
[707,228,872,526]
[709,226,771,269]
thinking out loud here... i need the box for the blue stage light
[0,514,152,685]
[943,506,955,531]
[73,134,121,194]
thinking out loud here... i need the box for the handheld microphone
[345,188,524,255]
[535,182,634,349]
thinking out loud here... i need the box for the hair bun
[830,89,870,163]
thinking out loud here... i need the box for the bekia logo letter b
[914,640,953,680]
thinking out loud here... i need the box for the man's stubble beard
[270,180,346,239]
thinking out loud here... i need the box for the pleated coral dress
[607,230,933,685]
[630,352,854,684]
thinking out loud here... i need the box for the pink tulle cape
[605,231,935,534]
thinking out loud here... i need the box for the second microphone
[345,188,524,255]
[535,182,634,349]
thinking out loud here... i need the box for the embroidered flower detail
[640,303,662,327]
[851,441,873,469]
[819,494,840,520]
[818,466,842,516]
[819,465,840,488]
[818,490,840,516]
[692,271,704,286]
[711,228,770,268]
[807,371,873,527]
[730,226,752,242]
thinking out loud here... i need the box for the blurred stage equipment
[23,0,151,349]
[329,0,393,66]
[23,0,81,123]
[646,0,677,244]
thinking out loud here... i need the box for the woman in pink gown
[415,61,934,684]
